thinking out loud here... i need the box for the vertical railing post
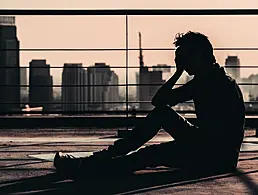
[125,15,129,130]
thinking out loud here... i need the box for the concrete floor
[0,129,258,194]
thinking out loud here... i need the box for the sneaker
[54,152,82,177]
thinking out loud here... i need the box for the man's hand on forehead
[175,47,185,71]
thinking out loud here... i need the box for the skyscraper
[29,60,53,112]
[88,63,120,111]
[20,67,27,96]
[137,32,165,111]
[0,16,20,114]
[138,32,150,111]
[225,56,240,81]
[20,67,28,106]
[103,70,120,110]
[61,63,88,113]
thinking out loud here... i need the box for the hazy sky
[2,0,258,94]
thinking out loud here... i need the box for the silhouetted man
[54,32,245,177]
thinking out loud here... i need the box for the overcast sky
[2,0,258,92]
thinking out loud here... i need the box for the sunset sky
[2,0,258,94]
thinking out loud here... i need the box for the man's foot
[54,152,82,178]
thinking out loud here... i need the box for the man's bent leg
[54,141,184,178]
[153,105,198,142]
[69,141,182,177]
[107,105,197,157]
[54,106,197,176]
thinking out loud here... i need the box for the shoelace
[63,153,76,159]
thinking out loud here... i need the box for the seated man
[54,31,245,177]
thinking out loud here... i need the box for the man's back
[185,63,245,170]
[192,63,245,141]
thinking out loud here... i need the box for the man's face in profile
[175,46,198,76]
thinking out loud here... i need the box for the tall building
[137,32,165,110]
[225,56,240,81]
[20,67,27,96]
[0,16,20,114]
[20,67,28,106]
[61,63,88,113]
[88,63,120,111]
[29,60,53,112]
[104,71,120,110]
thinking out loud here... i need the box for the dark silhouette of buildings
[137,32,165,110]
[241,74,258,101]
[88,63,119,111]
[29,60,53,112]
[61,63,88,113]
[0,16,20,114]
[225,56,240,81]
[61,62,119,113]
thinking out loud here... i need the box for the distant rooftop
[64,63,83,67]
[226,55,239,59]
[95,62,109,66]
[0,16,15,26]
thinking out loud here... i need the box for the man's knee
[152,105,179,122]
[153,105,177,116]
[135,141,176,157]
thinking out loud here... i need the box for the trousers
[78,106,238,175]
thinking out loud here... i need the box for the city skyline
[2,1,258,83]
[3,11,258,100]
[2,13,258,113]
[4,11,258,87]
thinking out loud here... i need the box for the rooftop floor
[0,129,258,194]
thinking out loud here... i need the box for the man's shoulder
[225,73,236,84]
[223,73,243,98]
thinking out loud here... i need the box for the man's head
[174,31,216,76]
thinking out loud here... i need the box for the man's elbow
[151,95,158,106]
[151,98,169,107]
[151,98,157,107]
[151,96,163,107]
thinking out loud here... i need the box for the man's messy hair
[174,31,216,63]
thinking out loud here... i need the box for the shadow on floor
[0,169,257,195]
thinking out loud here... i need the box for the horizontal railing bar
[1,101,190,104]
[0,110,257,115]
[4,101,258,105]
[4,83,258,87]
[6,101,258,104]
[0,84,163,87]
[2,9,258,15]
[2,66,134,68]
[0,110,193,115]
[6,65,258,68]
[3,47,258,51]
[18,102,127,104]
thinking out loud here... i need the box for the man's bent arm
[152,69,183,107]
[151,68,196,107]
[165,80,195,106]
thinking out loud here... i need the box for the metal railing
[1,9,258,118]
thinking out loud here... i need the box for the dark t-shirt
[169,63,245,169]
[185,63,245,142]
